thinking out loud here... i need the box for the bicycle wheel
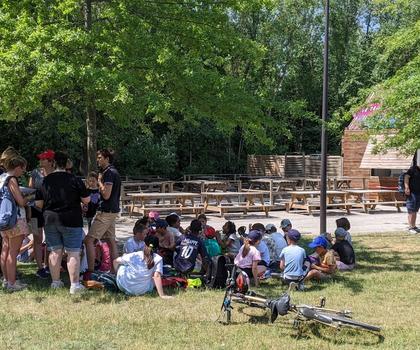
[320,312,381,332]
[298,307,381,332]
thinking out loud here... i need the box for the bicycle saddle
[268,293,291,323]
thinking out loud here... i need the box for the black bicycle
[220,266,381,333]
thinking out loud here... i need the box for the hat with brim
[37,149,55,160]
[308,236,328,249]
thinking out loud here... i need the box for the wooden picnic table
[343,189,404,213]
[127,192,202,216]
[248,178,298,204]
[287,190,350,215]
[202,191,272,217]
[178,180,229,193]
[304,178,352,190]
[122,181,174,193]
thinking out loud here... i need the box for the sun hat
[308,236,329,249]
[205,226,216,239]
[248,230,262,243]
[37,149,55,160]
[287,229,301,242]
[265,223,276,231]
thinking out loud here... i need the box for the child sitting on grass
[279,229,307,289]
[174,219,209,274]
[305,236,336,282]
[123,220,147,254]
[114,235,172,298]
[203,226,221,257]
[332,228,355,271]
[336,217,352,245]
[234,230,264,287]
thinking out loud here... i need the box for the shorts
[1,225,24,239]
[44,224,84,252]
[31,207,45,228]
[17,218,29,236]
[258,261,268,267]
[336,261,355,271]
[406,193,420,213]
[88,212,118,240]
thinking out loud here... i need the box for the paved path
[115,206,410,242]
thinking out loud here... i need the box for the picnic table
[127,192,202,216]
[121,181,174,193]
[248,179,298,202]
[287,190,350,215]
[343,189,404,213]
[202,191,272,217]
[178,180,229,193]
[304,178,352,190]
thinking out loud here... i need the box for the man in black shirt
[35,151,90,294]
[84,149,121,278]
[404,163,420,233]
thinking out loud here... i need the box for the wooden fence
[247,154,343,178]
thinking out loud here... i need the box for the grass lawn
[1,232,420,350]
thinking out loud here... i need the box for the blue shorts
[44,224,84,252]
[406,193,420,213]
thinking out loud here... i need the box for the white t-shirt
[167,226,182,238]
[116,251,163,296]
[228,233,242,254]
[271,232,288,261]
[123,237,145,254]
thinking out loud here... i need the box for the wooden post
[269,179,273,205]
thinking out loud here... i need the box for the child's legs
[48,250,63,281]
[33,229,44,269]
[1,236,9,279]
[336,261,354,271]
[304,269,322,281]
[7,234,25,284]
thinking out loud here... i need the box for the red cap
[205,226,216,239]
[37,149,55,160]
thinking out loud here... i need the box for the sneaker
[7,281,27,292]
[408,227,419,234]
[36,268,49,279]
[2,279,8,288]
[70,284,86,295]
[51,280,65,289]
[288,281,298,291]
[298,282,305,291]
[261,270,271,280]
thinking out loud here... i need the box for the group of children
[110,212,356,296]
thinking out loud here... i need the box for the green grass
[1,233,420,349]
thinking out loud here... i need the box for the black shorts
[258,261,268,267]
[31,207,45,228]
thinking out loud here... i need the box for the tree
[0,0,269,172]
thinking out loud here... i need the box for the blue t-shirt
[279,245,306,279]
[174,234,208,273]
[256,240,270,265]
[99,165,121,213]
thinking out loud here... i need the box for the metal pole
[320,0,330,234]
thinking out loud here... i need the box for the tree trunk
[86,104,97,172]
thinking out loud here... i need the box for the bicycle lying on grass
[220,266,381,333]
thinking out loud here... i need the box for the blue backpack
[0,176,18,231]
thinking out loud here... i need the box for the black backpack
[398,172,406,194]
[205,255,228,289]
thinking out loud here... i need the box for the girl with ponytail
[114,235,172,298]
[234,230,262,287]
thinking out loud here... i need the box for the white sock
[71,282,79,288]
[52,280,61,284]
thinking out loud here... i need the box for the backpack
[204,238,222,257]
[205,255,228,289]
[398,172,406,194]
[235,270,250,294]
[0,176,18,231]
[91,272,119,292]
[162,276,188,289]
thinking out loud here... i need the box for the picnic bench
[177,180,229,193]
[287,190,351,215]
[303,178,352,190]
[202,191,273,217]
[248,178,298,203]
[127,192,203,216]
[343,189,405,213]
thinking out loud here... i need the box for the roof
[347,103,381,130]
[360,136,412,169]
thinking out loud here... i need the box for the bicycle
[220,265,381,333]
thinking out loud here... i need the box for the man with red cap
[28,149,56,279]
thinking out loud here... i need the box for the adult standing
[404,162,420,233]
[84,149,121,279]
[29,149,56,278]
[35,151,90,294]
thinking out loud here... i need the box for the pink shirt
[234,245,261,269]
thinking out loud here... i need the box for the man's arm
[404,174,411,195]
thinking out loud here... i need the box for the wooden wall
[341,130,370,188]
[247,154,343,177]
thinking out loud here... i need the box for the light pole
[320,0,330,233]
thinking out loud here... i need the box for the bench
[358,200,405,213]
[286,200,351,215]
[215,203,273,218]
[130,203,183,216]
